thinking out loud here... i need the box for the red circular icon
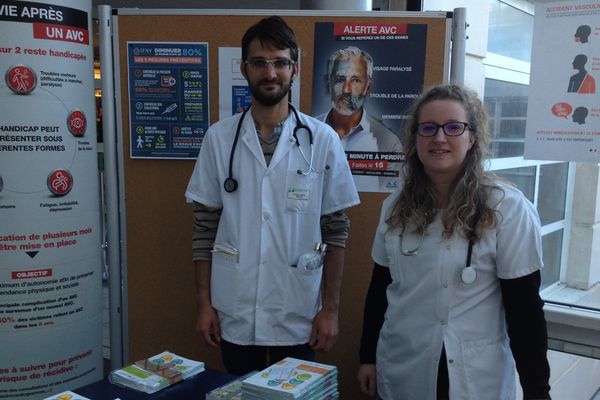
[67,110,87,136]
[47,169,73,196]
[5,65,37,94]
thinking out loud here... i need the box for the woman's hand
[357,363,377,397]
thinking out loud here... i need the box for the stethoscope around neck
[399,203,481,285]
[223,103,317,193]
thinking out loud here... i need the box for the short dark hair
[241,16,298,62]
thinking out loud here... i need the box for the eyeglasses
[416,122,470,137]
[245,58,296,70]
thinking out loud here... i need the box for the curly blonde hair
[387,84,503,241]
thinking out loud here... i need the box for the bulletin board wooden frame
[109,9,451,399]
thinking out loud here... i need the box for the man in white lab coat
[185,16,360,375]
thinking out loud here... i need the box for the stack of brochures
[109,351,205,394]
[205,371,256,400]
[240,357,338,399]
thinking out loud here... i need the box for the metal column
[98,4,124,370]
[450,7,467,85]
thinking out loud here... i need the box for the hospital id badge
[287,182,310,200]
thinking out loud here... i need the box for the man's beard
[331,93,366,116]
[248,77,292,107]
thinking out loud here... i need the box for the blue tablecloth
[75,368,237,399]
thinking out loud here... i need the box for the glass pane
[538,163,568,225]
[491,142,525,158]
[484,79,528,158]
[484,98,496,117]
[499,119,526,139]
[500,100,527,118]
[494,166,536,202]
[487,1,533,62]
[541,229,562,289]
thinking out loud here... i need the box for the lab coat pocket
[461,334,515,399]
[285,266,322,319]
[285,170,319,213]
[210,251,239,316]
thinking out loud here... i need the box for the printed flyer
[0,0,103,398]
[128,41,209,159]
[525,0,600,161]
[311,22,427,192]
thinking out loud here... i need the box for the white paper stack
[206,370,257,400]
[109,351,205,394]
[241,358,338,400]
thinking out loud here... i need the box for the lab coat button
[446,245,451,250]
[262,213,270,221]
[448,359,454,363]
[440,320,446,325]
[443,283,448,288]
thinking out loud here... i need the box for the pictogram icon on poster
[47,169,73,196]
[5,64,37,94]
[67,110,87,136]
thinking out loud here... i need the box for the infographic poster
[0,0,103,398]
[128,42,209,159]
[525,0,600,161]
[311,22,427,192]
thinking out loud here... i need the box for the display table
[75,368,237,399]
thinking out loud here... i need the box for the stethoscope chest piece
[224,177,238,193]
[461,265,477,284]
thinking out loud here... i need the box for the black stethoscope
[224,104,317,193]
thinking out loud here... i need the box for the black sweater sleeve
[359,263,392,364]
[500,270,551,399]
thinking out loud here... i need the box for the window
[484,2,571,293]
[483,6,600,395]
[484,1,600,396]
[487,0,534,62]
[484,79,529,158]
[491,161,569,290]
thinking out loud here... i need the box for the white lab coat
[371,180,543,400]
[185,109,359,346]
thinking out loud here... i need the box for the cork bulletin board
[110,9,450,399]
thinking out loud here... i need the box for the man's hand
[357,363,377,396]
[196,302,221,348]
[309,308,339,352]
[194,260,220,348]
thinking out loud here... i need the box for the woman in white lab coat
[357,84,551,399]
